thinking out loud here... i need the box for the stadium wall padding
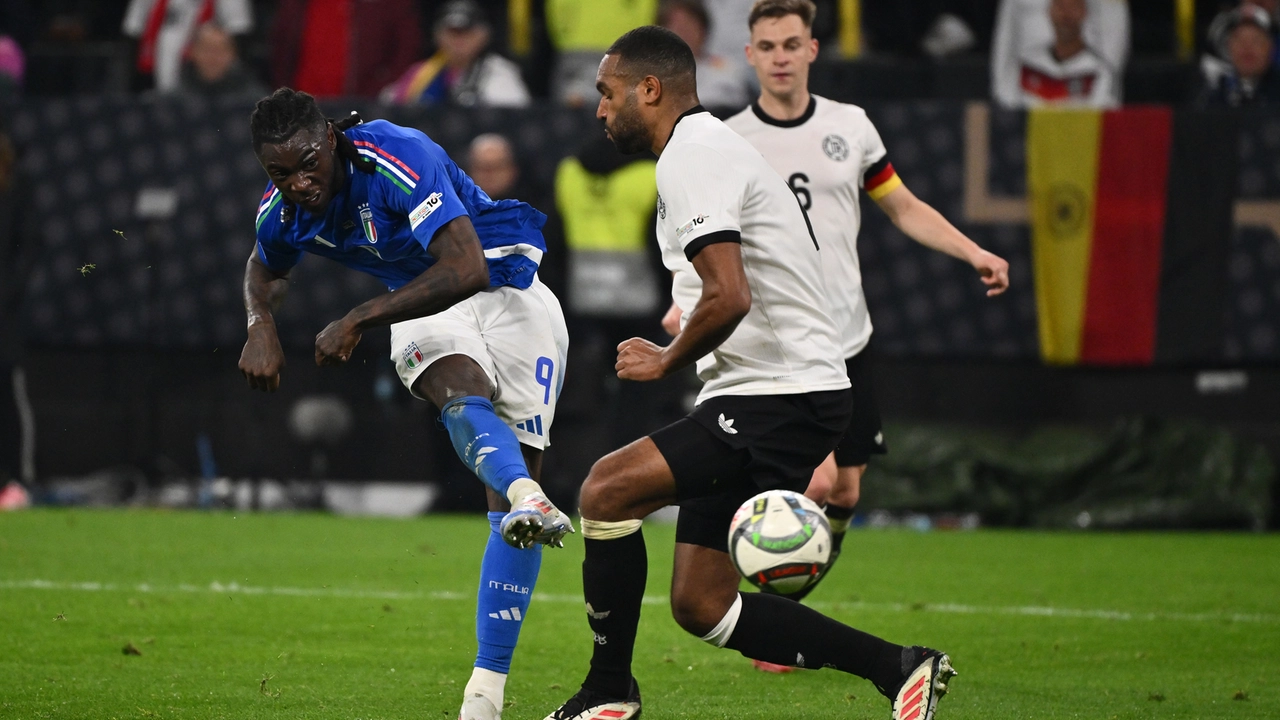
[4,96,1279,363]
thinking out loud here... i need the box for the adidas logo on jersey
[488,607,523,621]
[515,416,544,436]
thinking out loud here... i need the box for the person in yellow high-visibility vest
[555,133,670,448]
[546,0,659,105]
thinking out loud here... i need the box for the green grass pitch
[1,510,1277,719]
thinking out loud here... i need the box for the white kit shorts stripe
[389,275,568,450]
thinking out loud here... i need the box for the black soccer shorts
[832,348,888,468]
[649,388,852,553]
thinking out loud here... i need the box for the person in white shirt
[991,0,1128,108]
[543,24,956,720]
[671,0,1008,640]
[659,0,754,109]
[704,0,757,79]
[122,0,254,93]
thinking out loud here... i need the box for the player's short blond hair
[747,0,816,30]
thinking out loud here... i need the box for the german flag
[1027,107,1237,365]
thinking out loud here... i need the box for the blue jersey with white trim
[254,120,547,291]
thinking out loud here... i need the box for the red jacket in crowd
[270,0,423,98]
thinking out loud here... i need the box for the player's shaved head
[597,26,704,156]
[603,26,698,97]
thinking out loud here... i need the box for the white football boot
[459,693,500,720]
[891,647,956,720]
[500,491,574,549]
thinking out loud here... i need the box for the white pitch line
[2,579,1276,625]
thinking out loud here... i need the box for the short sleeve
[358,136,469,250]
[254,186,302,273]
[857,116,901,200]
[657,144,745,261]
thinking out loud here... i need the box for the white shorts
[390,276,568,450]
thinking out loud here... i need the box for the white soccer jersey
[657,108,850,403]
[1009,45,1119,109]
[991,0,1129,109]
[725,95,901,359]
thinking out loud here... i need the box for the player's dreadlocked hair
[249,88,377,221]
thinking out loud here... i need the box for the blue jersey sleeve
[254,185,302,273]
[353,131,469,250]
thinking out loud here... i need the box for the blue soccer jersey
[254,120,547,291]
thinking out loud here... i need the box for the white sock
[463,667,506,710]
[505,477,542,506]
[699,594,743,648]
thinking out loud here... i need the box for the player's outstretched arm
[239,253,291,392]
[313,215,490,366]
[616,242,750,382]
[875,183,1010,297]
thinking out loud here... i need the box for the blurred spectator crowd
[2,0,1280,488]
[0,0,1273,108]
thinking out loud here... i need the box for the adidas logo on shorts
[516,416,544,436]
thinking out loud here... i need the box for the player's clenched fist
[315,316,362,366]
[239,325,285,391]
[615,337,668,382]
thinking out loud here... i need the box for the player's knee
[669,590,729,637]
[829,465,864,507]
[578,457,627,520]
[838,482,860,507]
[803,454,837,505]
[804,473,833,505]
[415,355,494,409]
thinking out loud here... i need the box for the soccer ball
[728,490,832,595]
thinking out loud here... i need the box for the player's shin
[718,592,907,697]
[580,519,646,699]
[468,512,544,709]
[441,396,539,500]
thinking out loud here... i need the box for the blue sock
[441,396,532,498]
[475,511,542,673]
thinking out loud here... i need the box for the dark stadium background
[0,0,1276,530]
